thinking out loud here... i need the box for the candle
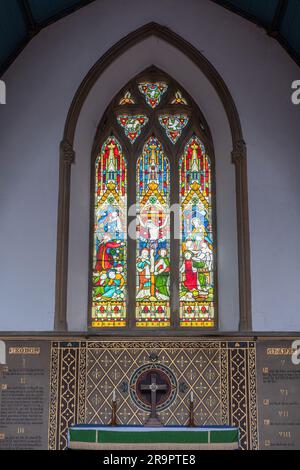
[112,390,116,402]
[190,391,194,403]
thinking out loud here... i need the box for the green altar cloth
[68,425,239,450]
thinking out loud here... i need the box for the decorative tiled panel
[48,340,258,450]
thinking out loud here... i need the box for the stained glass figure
[136,136,170,327]
[179,136,214,327]
[117,114,149,143]
[138,82,168,108]
[119,91,135,105]
[171,90,188,105]
[92,136,127,327]
[159,114,189,144]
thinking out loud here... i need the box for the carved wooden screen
[89,68,217,332]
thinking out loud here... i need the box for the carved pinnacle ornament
[60,140,75,164]
[231,139,246,165]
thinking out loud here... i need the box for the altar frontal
[68,425,239,450]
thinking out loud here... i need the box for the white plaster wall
[0,0,299,331]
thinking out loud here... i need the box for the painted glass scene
[136,136,170,327]
[92,136,127,327]
[159,114,189,143]
[91,74,216,330]
[117,114,148,143]
[138,82,168,108]
[179,136,214,327]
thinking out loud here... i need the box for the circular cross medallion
[130,363,177,412]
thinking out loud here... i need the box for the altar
[0,338,265,450]
[68,361,239,450]
[68,425,239,450]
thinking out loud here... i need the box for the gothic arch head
[55,23,251,332]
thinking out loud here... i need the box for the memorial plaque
[257,338,300,449]
[0,340,50,450]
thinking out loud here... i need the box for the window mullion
[169,150,180,328]
[127,146,136,329]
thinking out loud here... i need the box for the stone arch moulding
[54,22,252,332]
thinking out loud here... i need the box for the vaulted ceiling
[0,0,299,77]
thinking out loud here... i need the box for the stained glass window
[159,114,189,143]
[90,69,216,331]
[117,114,148,143]
[91,136,127,327]
[136,136,170,327]
[179,136,214,327]
[138,82,168,108]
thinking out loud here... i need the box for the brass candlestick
[109,391,117,426]
[188,392,196,427]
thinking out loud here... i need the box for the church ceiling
[0,0,299,77]
[211,0,300,67]
[0,0,96,76]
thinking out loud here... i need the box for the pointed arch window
[90,68,217,332]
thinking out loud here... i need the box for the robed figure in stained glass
[92,137,127,327]
[136,136,171,327]
[154,248,170,297]
[179,137,214,327]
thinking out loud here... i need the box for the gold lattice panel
[48,340,258,450]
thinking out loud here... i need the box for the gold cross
[191,142,199,160]
[108,141,116,160]
[150,143,157,161]
[108,141,116,151]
